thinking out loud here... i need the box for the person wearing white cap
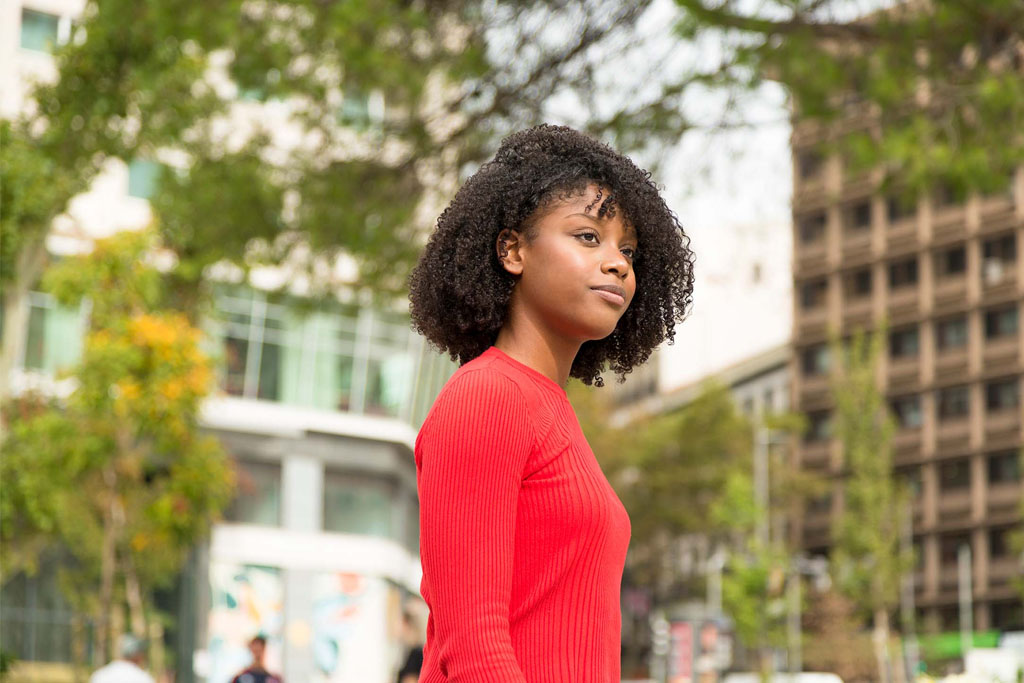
[90,634,156,683]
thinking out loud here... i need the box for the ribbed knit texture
[415,346,632,682]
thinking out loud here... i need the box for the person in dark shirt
[396,607,425,683]
[230,635,282,683]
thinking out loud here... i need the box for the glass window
[888,257,918,288]
[844,268,872,299]
[939,532,971,565]
[989,526,1014,558]
[225,460,282,526]
[798,149,824,180]
[22,293,83,374]
[933,181,963,209]
[323,471,392,537]
[991,601,1024,631]
[936,316,968,351]
[800,278,827,309]
[983,233,1017,263]
[802,344,829,376]
[338,88,371,128]
[127,159,162,199]
[895,466,922,498]
[889,326,919,358]
[20,9,59,52]
[886,194,916,224]
[985,377,1020,412]
[843,201,872,233]
[805,410,831,442]
[938,458,970,491]
[807,492,831,514]
[256,340,282,401]
[935,244,966,277]
[891,394,922,429]
[984,305,1018,339]
[0,564,77,663]
[937,385,970,419]
[222,337,249,396]
[987,449,1021,484]
[798,213,826,244]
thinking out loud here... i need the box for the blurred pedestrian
[408,125,694,682]
[229,635,282,683]
[90,634,155,683]
[396,606,425,683]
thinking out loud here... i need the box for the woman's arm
[416,370,534,682]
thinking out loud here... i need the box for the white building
[1,4,453,682]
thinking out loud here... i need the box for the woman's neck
[493,318,580,388]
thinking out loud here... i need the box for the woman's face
[501,184,638,343]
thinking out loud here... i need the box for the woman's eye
[576,232,599,243]
[621,248,636,260]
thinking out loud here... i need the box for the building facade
[1,4,454,682]
[790,120,1024,632]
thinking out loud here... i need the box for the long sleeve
[416,370,534,682]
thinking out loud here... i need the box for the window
[807,493,832,514]
[763,389,775,414]
[984,305,1018,339]
[798,213,826,245]
[216,291,289,402]
[224,460,281,526]
[937,385,970,419]
[21,292,83,374]
[1,563,78,663]
[800,278,827,309]
[991,601,1024,631]
[127,159,162,199]
[933,181,964,209]
[805,410,831,442]
[985,377,1020,412]
[987,449,1021,484]
[797,149,825,180]
[939,532,971,565]
[888,257,918,288]
[895,466,922,498]
[891,394,922,429]
[989,526,1014,558]
[935,244,967,277]
[936,316,968,351]
[889,326,919,358]
[20,9,59,52]
[323,470,393,537]
[802,344,829,376]
[939,458,971,491]
[982,233,1016,286]
[844,268,872,299]
[843,201,872,233]
[886,193,916,224]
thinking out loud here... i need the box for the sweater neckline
[484,346,568,396]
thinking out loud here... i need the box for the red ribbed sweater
[415,346,631,682]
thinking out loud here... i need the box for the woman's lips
[591,287,626,306]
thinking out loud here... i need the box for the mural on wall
[207,563,285,683]
[311,572,403,682]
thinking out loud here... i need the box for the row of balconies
[797,254,1020,339]
[795,191,1019,276]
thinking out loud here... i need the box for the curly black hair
[408,124,694,386]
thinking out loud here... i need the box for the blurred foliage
[573,379,820,673]
[802,589,878,682]
[0,231,234,666]
[828,326,912,683]
[674,0,1024,196]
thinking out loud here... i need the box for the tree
[0,230,235,670]
[674,0,1024,193]
[709,410,820,680]
[828,327,912,683]
[0,0,706,411]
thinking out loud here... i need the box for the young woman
[408,124,694,682]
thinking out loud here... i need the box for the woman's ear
[496,229,525,276]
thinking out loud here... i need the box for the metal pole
[899,506,919,681]
[754,428,769,548]
[958,543,973,661]
[788,569,802,675]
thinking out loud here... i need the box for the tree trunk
[96,464,120,664]
[873,608,893,683]
[0,237,49,433]
[123,555,147,638]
